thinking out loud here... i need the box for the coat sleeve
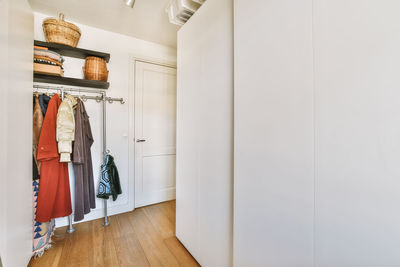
[56,100,75,162]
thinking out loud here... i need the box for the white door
[134,61,177,208]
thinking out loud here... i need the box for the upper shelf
[34,40,110,63]
[34,74,110,89]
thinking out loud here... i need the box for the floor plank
[114,233,150,267]
[68,222,91,267]
[164,237,200,267]
[101,225,120,267]
[157,201,176,226]
[28,201,199,267]
[128,209,181,267]
[143,203,175,239]
[89,219,107,267]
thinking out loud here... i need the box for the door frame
[128,54,177,210]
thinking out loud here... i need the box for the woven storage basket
[83,57,109,82]
[43,14,81,47]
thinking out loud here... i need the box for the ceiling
[28,0,180,48]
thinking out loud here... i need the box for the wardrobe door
[176,0,233,266]
[234,0,315,266]
[314,1,400,265]
[0,0,33,266]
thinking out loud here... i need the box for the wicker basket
[83,57,109,82]
[43,14,81,47]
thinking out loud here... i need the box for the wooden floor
[28,201,199,267]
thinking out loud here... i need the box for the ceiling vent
[166,0,205,26]
[124,0,136,8]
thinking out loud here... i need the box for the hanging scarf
[32,180,55,257]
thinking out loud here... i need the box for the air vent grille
[166,0,205,26]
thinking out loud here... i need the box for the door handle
[136,139,146,143]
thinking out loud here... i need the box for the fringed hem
[32,223,56,258]
[33,242,52,258]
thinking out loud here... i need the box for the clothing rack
[33,85,125,104]
[33,84,125,233]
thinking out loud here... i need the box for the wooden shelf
[34,74,110,89]
[34,40,110,89]
[34,40,110,63]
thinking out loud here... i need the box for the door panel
[233,0,314,266]
[135,61,177,208]
[176,0,234,265]
[0,0,34,266]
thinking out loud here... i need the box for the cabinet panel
[234,0,315,266]
[176,0,233,266]
[314,1,400,265]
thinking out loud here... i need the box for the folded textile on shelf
[34,49,64,63]
[33,44,64,77]
[34,45,48,51]
[34,55,63,67]
[34,63,64,77]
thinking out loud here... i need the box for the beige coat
[56,94,77,162]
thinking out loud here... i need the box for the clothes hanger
[78,89,83,101]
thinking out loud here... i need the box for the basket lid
[43,13,81,34]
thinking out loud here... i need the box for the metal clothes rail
[33,85,125,104]
[33,84,125,233]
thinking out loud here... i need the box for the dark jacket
[39,94,51,116]
[97,154,122,201]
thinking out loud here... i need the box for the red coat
[36,94,72,222]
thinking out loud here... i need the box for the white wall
[176,0,233,266]
[0,0,33,266]
[33,12,177,227]
[314,1,400,266]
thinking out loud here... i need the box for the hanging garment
[39,94,51,117]
[32,156,39,180]
[56,94,77,162]
[33,94,43,176]
[32,94,55,257]
[36,94,72,222]
[32,180,55,257]
[72,99,96,222]
[97,154,122,201]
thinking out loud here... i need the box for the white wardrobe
[177,0,400,266]
[176,0,233,266]
[0,1,33,266]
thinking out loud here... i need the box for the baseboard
[55,202,133,228]
[135,188,176,208]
